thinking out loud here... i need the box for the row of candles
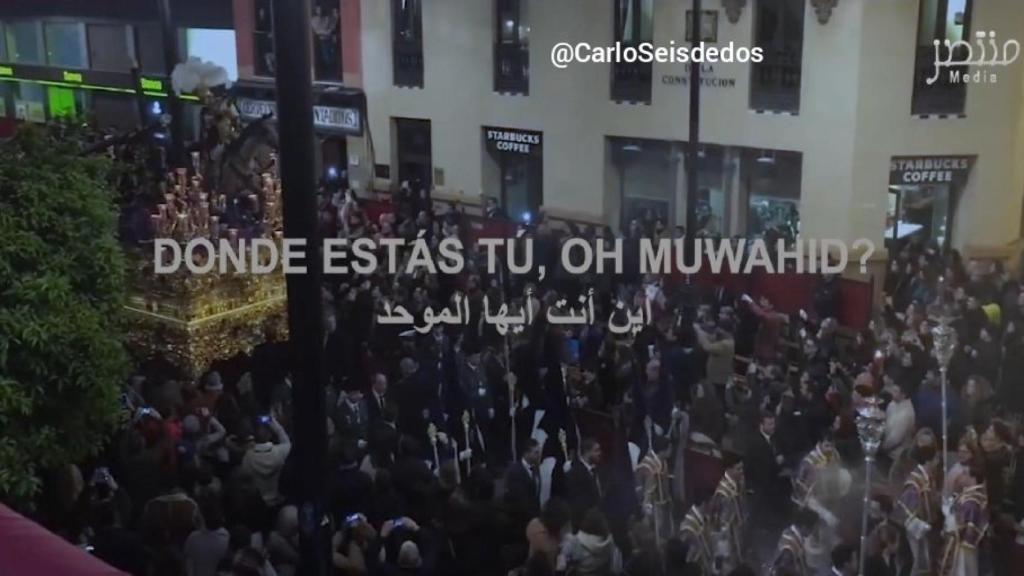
[149,157,282,245]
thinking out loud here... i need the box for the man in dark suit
[367,372,391,423]
[503,439,543,532]
[563,437,604,527]
[744,411,790,537]
[327,439,373,525]
[864,521,911,576]
[708,284,735,315]
[369,404,400,469]
[334,389,370,448]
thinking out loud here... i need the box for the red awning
[0,504,128,576]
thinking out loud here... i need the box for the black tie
[531,466,541,496]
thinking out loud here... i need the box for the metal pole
[858,458,873,576]
[940,366,949,475]
[156,0,184,167]
[686,0,702,248]
[272,0,329,574]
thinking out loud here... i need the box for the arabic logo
[927,30,1021,85]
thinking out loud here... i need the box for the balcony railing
[911,45,967,116]
[494,43,529,94]
[393,38,424,87]
[750,49,801,113]
[611,50,652,103]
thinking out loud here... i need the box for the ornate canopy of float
[123,60,288,378]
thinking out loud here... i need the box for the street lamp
[856,398,886,576]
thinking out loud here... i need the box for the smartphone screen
[567,338,581,364]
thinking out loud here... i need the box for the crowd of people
[30,176,1024,576]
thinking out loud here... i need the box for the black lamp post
[271,0,330,573]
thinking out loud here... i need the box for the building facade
[0,0,236,136]
[4,1,1023,260]
[357,0,1024,260]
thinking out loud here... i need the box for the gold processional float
[123,153,288,378]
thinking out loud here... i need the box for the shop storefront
[608,137,802,239]
[741,147,802,241]
[235,82,365,187]
[610,137,682,231]
[0,62,199,136]
[483,126,542,219]
[887,155,974,251]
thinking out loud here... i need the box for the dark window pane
[6,21,44,65]
[88,24,135,72]
[45,22,87,69]
[313,0,342,81]
[135,23,166,74]
[254,0,275,77]
[393,0,423,87]
[912,0,972,115]
[611,0,652,103]
[494,0,529,94]
[750,0,804,113]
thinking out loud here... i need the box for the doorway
[395,118,432,193]
[320,135,349,189]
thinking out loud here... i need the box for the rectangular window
[87,24,135,72]
[186,29,239,81]
[611,137,678,229]
[0,23,6,62]
[135,24,166,74]
[750,0,804,113]
[494,0,530,94]
[395,118,432,190]
[5,21,44,65]
[13,81,47,122]
[912,0,972,115]
[254,0,276,76]
[312,0,342,82]
[743,148,802,240]
[611,0,653,103]
[45,22,88,69]
[392,0,423,87]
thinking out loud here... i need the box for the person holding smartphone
[240,412,291,508]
